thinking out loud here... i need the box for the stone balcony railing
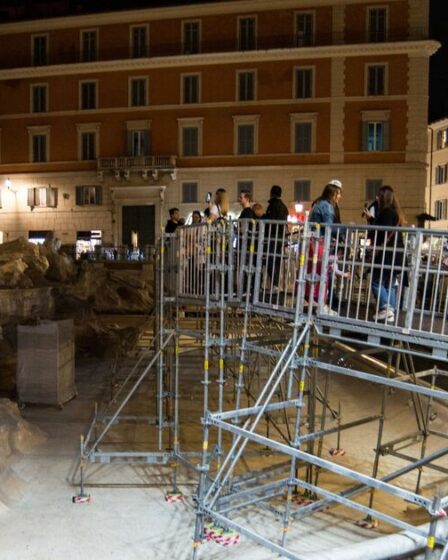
[97,155,177,181]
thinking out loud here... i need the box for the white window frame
[237,15,257,51]
[30,83,49,113]
[80,28,99,62]
[365,63,388,96]
[181,73,201,104]
[290,112,317,153]
[236,69,257,102]
[79,79,98,110]
[233,115,259,155]
[366,5,389,43]
[294,10,315,47]
[361,109,390,152]
[182,20,201,54]
[178,117,203,157]
[128,76,149,107]
[31,33,49,65]
[126,120,151,157]
[435,199,448,221]
[130,24,149,58]
[293,66,315,99]
[76,123,100,161]
[27,125,50,163]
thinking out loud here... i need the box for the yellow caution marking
[203,441,208,451]
[204,360,209,370]
[299,380,305,392]
[219,359,224,369]
[427,536,435,549]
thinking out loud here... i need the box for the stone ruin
[0,237,154,395]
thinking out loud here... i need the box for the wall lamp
[4,177,17,193]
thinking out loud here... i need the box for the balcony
[97,155,177,181]
[0,29,430,71]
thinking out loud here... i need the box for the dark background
[429,1,448,122]
[0,0,447,122]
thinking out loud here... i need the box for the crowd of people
[165,181,406,323]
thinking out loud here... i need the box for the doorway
[122,205,155,248]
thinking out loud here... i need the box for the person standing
[264,185,289,291]
[371,185,406,322]
[238,190,255,219]
[165,207,182,233]
[209,189,229,222]
[307,181,343,314]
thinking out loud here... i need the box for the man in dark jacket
[165,207,181,233]
[264,185,289,291]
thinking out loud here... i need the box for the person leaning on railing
[368,185,407,323]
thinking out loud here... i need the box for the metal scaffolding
[74,217,448,558]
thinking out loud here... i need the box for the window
[32,135,47,162]
[296,12,314,46]
[233,115,259,155]
[435,199,448,220]
[368,7,387,42]
[179,118,203,157]
[365,179,383,201]
[0,191,2,209]
[290,113,317,153]
[80,81,97,110]
[238,17,256,51]
[182,21,200,54]
[81,30,98,62]
[80,132,96,160]
[130,78,148,107]
[366,65,386,96]
[237,125,255,155]
[127,129,150,157]
[182,127,199,156]
[182,74,200,104]
[237,180,254,197]
[294,180,311,201]
[437,129,448,150]
[32,34,48,66]
[182,182,198,203]
[31,84,47,113]
[362,121,389,151]
[76,185,102,206]
[131,25,148,58]
[238,71,255,101]
[294,123,312,153]
[436,165,448,185]
[27,186,57,208]
[294,67,313,98]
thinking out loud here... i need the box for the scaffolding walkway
[76,219,448,558]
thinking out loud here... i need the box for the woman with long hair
[209,188,229,222]
[309,182,342,228]
[371,185,406,322]
[307,181,343,315]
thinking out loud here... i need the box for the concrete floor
[2,345,447,559]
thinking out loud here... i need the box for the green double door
[122,205,155,248]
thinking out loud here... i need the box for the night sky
[429,1,448,122]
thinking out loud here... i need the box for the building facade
[427,118,448,230]
[0,0,439,250]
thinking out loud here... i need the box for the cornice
[0,41,440,81]
[0,0,404,35]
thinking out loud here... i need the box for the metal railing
[170,219,448,353]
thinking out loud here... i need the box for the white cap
[328,179,342,189]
